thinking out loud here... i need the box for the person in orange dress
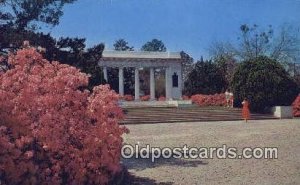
[242,98,250,122]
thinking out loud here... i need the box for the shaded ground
[121,119,300,185]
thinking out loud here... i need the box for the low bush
[122,94,134,101]
[140,95,150,101]
[158,96,166,101]
[191,94,226,106]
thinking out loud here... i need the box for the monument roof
[100,50,182,60]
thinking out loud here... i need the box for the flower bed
[292,95,300,117]
[121,94,134,101]
[158,96,166,101]
[140,95,151,101]
[191,93,227,106]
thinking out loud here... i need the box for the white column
[134,68,140,100]
[150,68,155,100]
[103,67,108,82]
[118,67,124,96]
[165,67,172,100]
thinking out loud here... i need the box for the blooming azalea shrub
[121,94,134,101]
[191,93,227,106]
[140,95,150,101]
[158,96,166,101]
[292,95,300,117]
[0,45,128,184]
[182,95,190,100]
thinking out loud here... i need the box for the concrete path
[122,119,300,185]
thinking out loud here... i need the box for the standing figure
[225,90,230,107]
[242,98,250,122]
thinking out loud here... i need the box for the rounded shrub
[231,56,299,112]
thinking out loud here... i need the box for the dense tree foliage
[231,56,299,112]
[0,0,76,29]
[0,27,106,89]
[141,39,166,52]
[113,39,134,51]
[0,0,76,52]
[180,51,194,83]
[214,55,237,90]
[0,45,127,184]
[184,60,227,96]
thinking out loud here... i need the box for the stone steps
[121,107,278,124]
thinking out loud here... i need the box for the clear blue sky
[43,0,300,60]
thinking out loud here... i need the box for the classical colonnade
[102,66,173,100]
[98,51,183,100]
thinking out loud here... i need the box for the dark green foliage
[231,56,299,112]
[141,39,166,52]
[124,68,135,95]
[184,60,227,96]
[180,51,194,82]
[0,28,106,90]
[113,39,134,51]
[81,44,106,89]
[0,0,106,90]
[1,0,76,29]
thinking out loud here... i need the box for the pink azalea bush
[191,93,227,106]
[292,95,300,117]
[140,95,150,101]
[0,45,128,184]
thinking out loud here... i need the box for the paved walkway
[122,119,300,185]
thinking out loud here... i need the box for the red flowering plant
[158,96,166,101]
[292,95,300,117]
[121,94,134,101]
[191,93,227,106]
[0,44,128,184]
[140,95,150,101]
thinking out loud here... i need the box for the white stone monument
[98,50,184,101]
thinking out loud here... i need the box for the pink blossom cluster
[191,93,227,106]
[121,94,134,101]
[0,46,128,184]
[292,95,300,117]
[140,95,150,101]
[158,96,166,101]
